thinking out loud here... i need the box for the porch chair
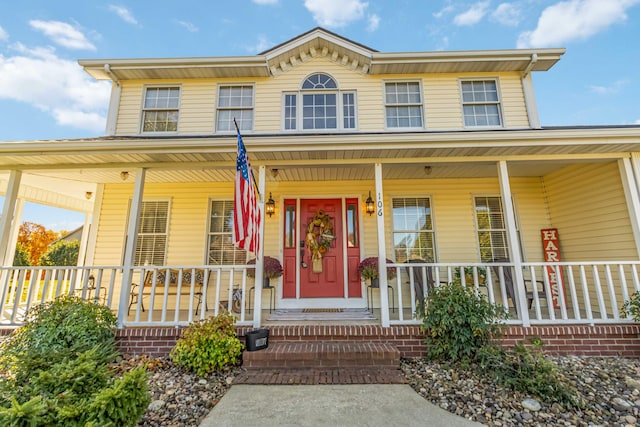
[405,259,433,311]
[490,258,547,314]
[128,269,204,315]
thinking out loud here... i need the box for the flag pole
[233,118,262,200]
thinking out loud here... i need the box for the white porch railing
[0,265,256,327]
[384,261,640,326]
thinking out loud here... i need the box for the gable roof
[80,28,564,81]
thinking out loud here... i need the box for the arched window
[283,73,356,131]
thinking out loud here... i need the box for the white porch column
[620,157,640,258]
[374,163,390,327]
[252,165,267,328]
[2,198,24,267]
[76,213,92,267]
[117,168,146,326]
[497,161,530,326]
[0,170,22,265]
[84,184,104,266]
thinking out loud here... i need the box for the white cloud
[304,0,368,27]
[177,20,198,32]
[252,0,279,4]
[29,20,95,50]
[433,5,455,19]
[245,35,272,54]
[0,25,8,42]
[517,0,640,48]
[589,79,629,95]
[636,118,640,124]
[108,5,138,25]
[491,3,522,26]
[367,14,380,31]
[0,43,110,132]
[454,1,490,26]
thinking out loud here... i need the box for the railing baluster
[566,266,581,320]
[592,265,607,320]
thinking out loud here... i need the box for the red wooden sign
[541,228,565,309]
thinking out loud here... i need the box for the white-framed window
[460,80,502,127]
[283,73,357,131]
[384,81,423,129]
[217,85,254,132]
[207,200,247,265]
[392,197,436,262]
[474,196,510,262]
[132,200,170,266]
[141,87,180,132]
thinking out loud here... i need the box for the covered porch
[2,129,640,330]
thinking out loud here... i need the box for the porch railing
[385,261,640,326]
[0,265,256,327]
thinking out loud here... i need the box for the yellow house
[2,28,640,355]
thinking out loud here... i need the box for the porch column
[76,212,92,266]
[0,170,22,266]
[620,157,640,258]
[117,168,146,327]
[83,184,104,266]
[497,161,530,326]
[374,163,390,327]
[2,198,24,267]
[252,165,267,328]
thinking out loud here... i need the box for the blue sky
[1,0,640,230]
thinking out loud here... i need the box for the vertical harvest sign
[541,228,565,309]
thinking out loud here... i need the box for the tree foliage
[12,243,31,266]
[39,240,80,266]
[16,222,59,265]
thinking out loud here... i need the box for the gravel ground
[127,355,640,427]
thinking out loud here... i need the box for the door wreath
[305,210,335,273]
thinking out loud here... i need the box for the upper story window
[461,80,502,127]
[284,73,356,131]
[384,82,423,129]
[142,87,180,132]
[217,85,254,132]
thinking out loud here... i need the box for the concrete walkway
[200,384,481,427]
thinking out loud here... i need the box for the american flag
[233,130,261,255]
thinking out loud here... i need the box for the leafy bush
[0,296,150,426]
[621,290,640,321]
[39,239,80,266]
[419,281,508,363]
[477,338,582,407]
[12,243,31,266]
[170,311,244,376]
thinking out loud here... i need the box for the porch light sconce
[265,192,276,217]
[120,171,129,181]
[365,191,375,216]
[270,168,279,178]
[85,191,93,200]
[424,166,432,175]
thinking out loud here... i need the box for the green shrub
[621,290,640,321]
[419,281,508,363]
[170,311,244,376]
[0,296,150,426]
[38,240,80,266]
[477,338,582,407]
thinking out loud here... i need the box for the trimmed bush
[419,281,508,363]
[170,311,244,376]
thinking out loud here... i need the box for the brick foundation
[107,323,640,358]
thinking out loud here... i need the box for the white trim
[620,157,640,259]
[382,79,425,131]
[0,171,21,265]
[84,183,104,266]
[139,84,182,135]
[105,82,121,136]
[215,83,255,133]
[521,73,540,129]
[458,77,504,129]
[375,163,390,327]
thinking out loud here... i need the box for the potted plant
[247,256,283,288]
[455,266,487,285]
[358,257,397,288]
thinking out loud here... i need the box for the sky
[1,0,640,231]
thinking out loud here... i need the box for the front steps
[237,339,405,384]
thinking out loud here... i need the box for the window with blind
[133,200,170,266]
[474,196,510,262]
[392,197,435,262]
[141,87,180,132]
[207,200,247,265]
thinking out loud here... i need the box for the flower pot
[370,277,380,288]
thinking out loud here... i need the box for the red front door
[299,199,344,298]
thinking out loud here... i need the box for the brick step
[242,341,400,369]
[234,367,406,385]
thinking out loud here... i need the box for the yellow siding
[113,60,531,135]
[543,162,636,260]
[94,176,552,266]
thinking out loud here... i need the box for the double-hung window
[474,196,509,262]
[133,200,170,266]
[284,73,356,131]
[207,200,247,265]
[217,85,254,132]
[461,80,502,127]
[142,87,180,132]
[392,197,435,262]
[384,82,423,129]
